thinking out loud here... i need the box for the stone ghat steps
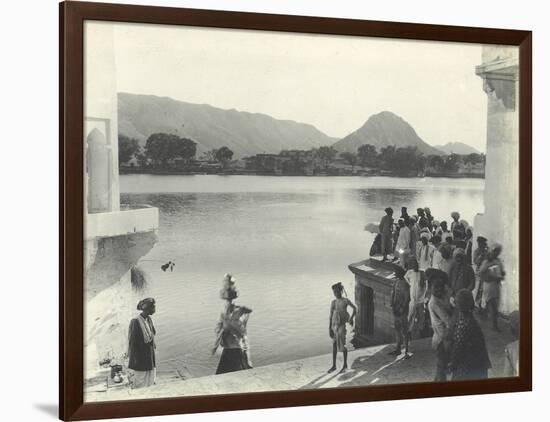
[85,315,513,403]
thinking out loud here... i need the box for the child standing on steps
[328,282,357,373]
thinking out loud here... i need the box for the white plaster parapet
[85,206,159,240]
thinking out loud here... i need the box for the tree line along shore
[118,132,486,178]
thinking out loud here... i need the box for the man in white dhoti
[127,298,157,389]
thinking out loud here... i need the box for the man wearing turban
[127,298,157,389]
[448,289,491,380]
[450,212,466,241]
[448,248,475,302]
[379,207,394,261]
[479,243,506,331]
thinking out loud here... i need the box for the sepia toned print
[82,20,520,403]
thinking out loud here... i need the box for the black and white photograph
[82,19,522,403]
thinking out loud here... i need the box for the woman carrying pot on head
[212,275,253,374]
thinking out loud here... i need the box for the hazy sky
[109,21,490,151]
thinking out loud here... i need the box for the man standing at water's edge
[379,207,394,262]
[128,298,157,389]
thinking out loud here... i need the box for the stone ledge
[85,315,515,403]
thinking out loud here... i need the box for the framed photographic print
[60,1,532,420]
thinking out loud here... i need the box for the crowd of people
[121,206,518,389]
[377,206,519,381]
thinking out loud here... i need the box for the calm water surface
[120,175,484,377]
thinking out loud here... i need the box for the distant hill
[434,142,481,155]
[118,93,337,158]
[333,111,443,156]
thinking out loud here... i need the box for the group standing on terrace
[375,206,518,381]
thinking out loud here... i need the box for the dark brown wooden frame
[60,1,532,420]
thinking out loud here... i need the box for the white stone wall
[82,22,160,378]
[84,272,153,380]
[474,45,520,313]
[84,21,120,213]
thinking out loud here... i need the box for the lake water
[120,175,485,378]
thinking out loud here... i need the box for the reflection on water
[120,175,484,377]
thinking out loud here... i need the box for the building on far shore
[457,160,485,176]
[84,22,159,380]
[243,153,289,175]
